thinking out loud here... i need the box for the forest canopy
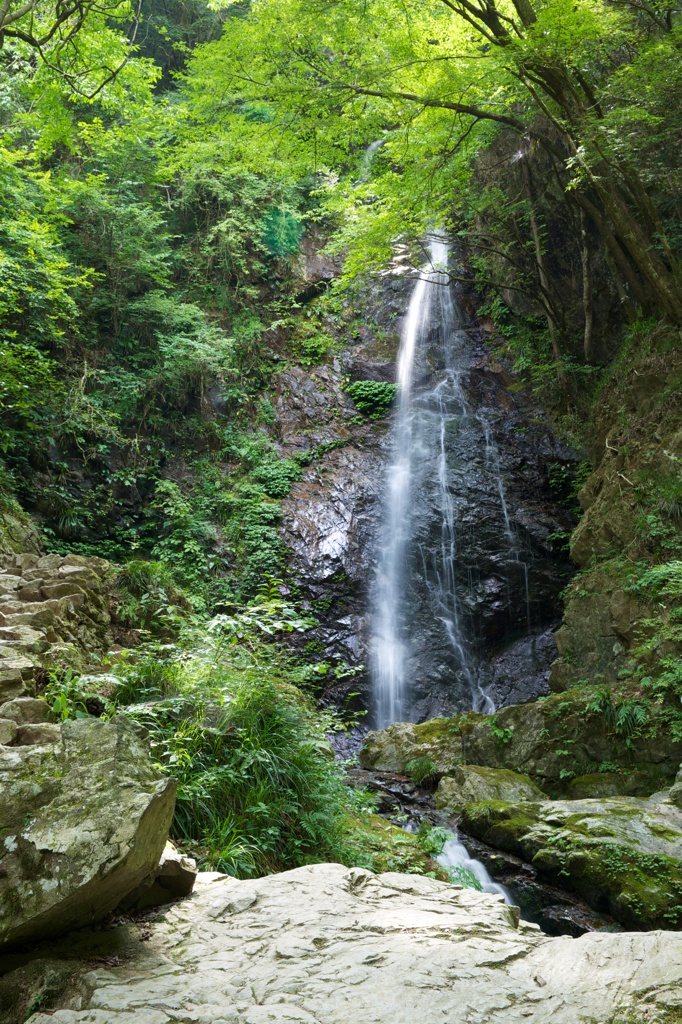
[0,0,680,565]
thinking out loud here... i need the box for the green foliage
[489,716,514,747]
[345,380,398,419]
[415,820,450,856]
[121,663,346,876]
[406,756,439,786]
[150,480,223,606]
[45,598,351,876]
[584,687,650,748]
[260,206,303,257]
[341,811,447,878]
[44,600,450,881]
[547,460,592,515]
[291,329,337,367]
[627,561,682,742]
[114,559,193,634]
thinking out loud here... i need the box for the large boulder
[359,694,682,793]
[460,792,682,929]
[434,765,545,813]
[0,715,176,950]
[8,864,682,1024]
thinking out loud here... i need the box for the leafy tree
[0,0,144,98]
[184,0,682,335]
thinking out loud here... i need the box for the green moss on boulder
[460,793,682,929]
[341,813,449,880]
[434,765,545,813]
[359,693,682,793]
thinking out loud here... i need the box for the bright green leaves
[260,206,303,257]
[345,379,399,419]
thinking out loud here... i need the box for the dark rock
[275,273,576,721]
[15,722,62,745]
[462,834,622,937]
[488,627,557,706]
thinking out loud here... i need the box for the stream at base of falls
[346,765,622,938]
[436,835,510,903]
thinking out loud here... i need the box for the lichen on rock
[0,715,176,950]
[435,765,545,813]
[459,791,682,929]
[6,864,682,1024]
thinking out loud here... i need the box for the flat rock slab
[25,863,682,1024]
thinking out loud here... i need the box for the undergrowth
[43,589,458,882]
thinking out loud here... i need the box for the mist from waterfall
[370,237,497,729]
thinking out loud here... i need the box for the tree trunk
[520,155,572,400]
[593,173,682,322]
[580,208,595,363]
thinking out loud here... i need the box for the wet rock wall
[274,268,577,721]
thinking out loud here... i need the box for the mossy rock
[434,765,545,813]
[341,813,449,881]
[565,770,668,799]
[670,768,682,809]
[359,717,468,774]
[460,793,682,929]
[0,716,176,950]
[359,693,682,792]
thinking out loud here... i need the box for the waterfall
[370,237,503,728]
[437,835,513,904]
[370,241,439,729]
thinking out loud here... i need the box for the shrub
[406,756,439,786]
[345,379,398,418]
[114,559,193,634]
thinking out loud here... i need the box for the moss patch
[460,796,682,929]
[341,813,449,880]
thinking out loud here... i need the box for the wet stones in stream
[347,767,622,938]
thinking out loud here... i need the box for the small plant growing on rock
[489,716,514,746]
[345,380,399,419]
[406,756,439,786]
[416,820,451,856]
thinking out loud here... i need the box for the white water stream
[369,236,518,903]
[371,237,497,729]
[437,836,511,903]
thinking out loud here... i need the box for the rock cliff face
[9,863,682,1024]
[549,344,682,693]
[275,273,576,719]
[275,362,386,668]
[0,553,112,702]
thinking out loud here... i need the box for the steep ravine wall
[275,272,577,721]
[549,340,682,694]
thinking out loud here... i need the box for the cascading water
[437,835,512,904]
[368,235,534,908]
[371,236,502,728]
[370,247,437,729]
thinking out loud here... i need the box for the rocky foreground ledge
[6,863,681,1024]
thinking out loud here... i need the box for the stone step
[0,656,37,701]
